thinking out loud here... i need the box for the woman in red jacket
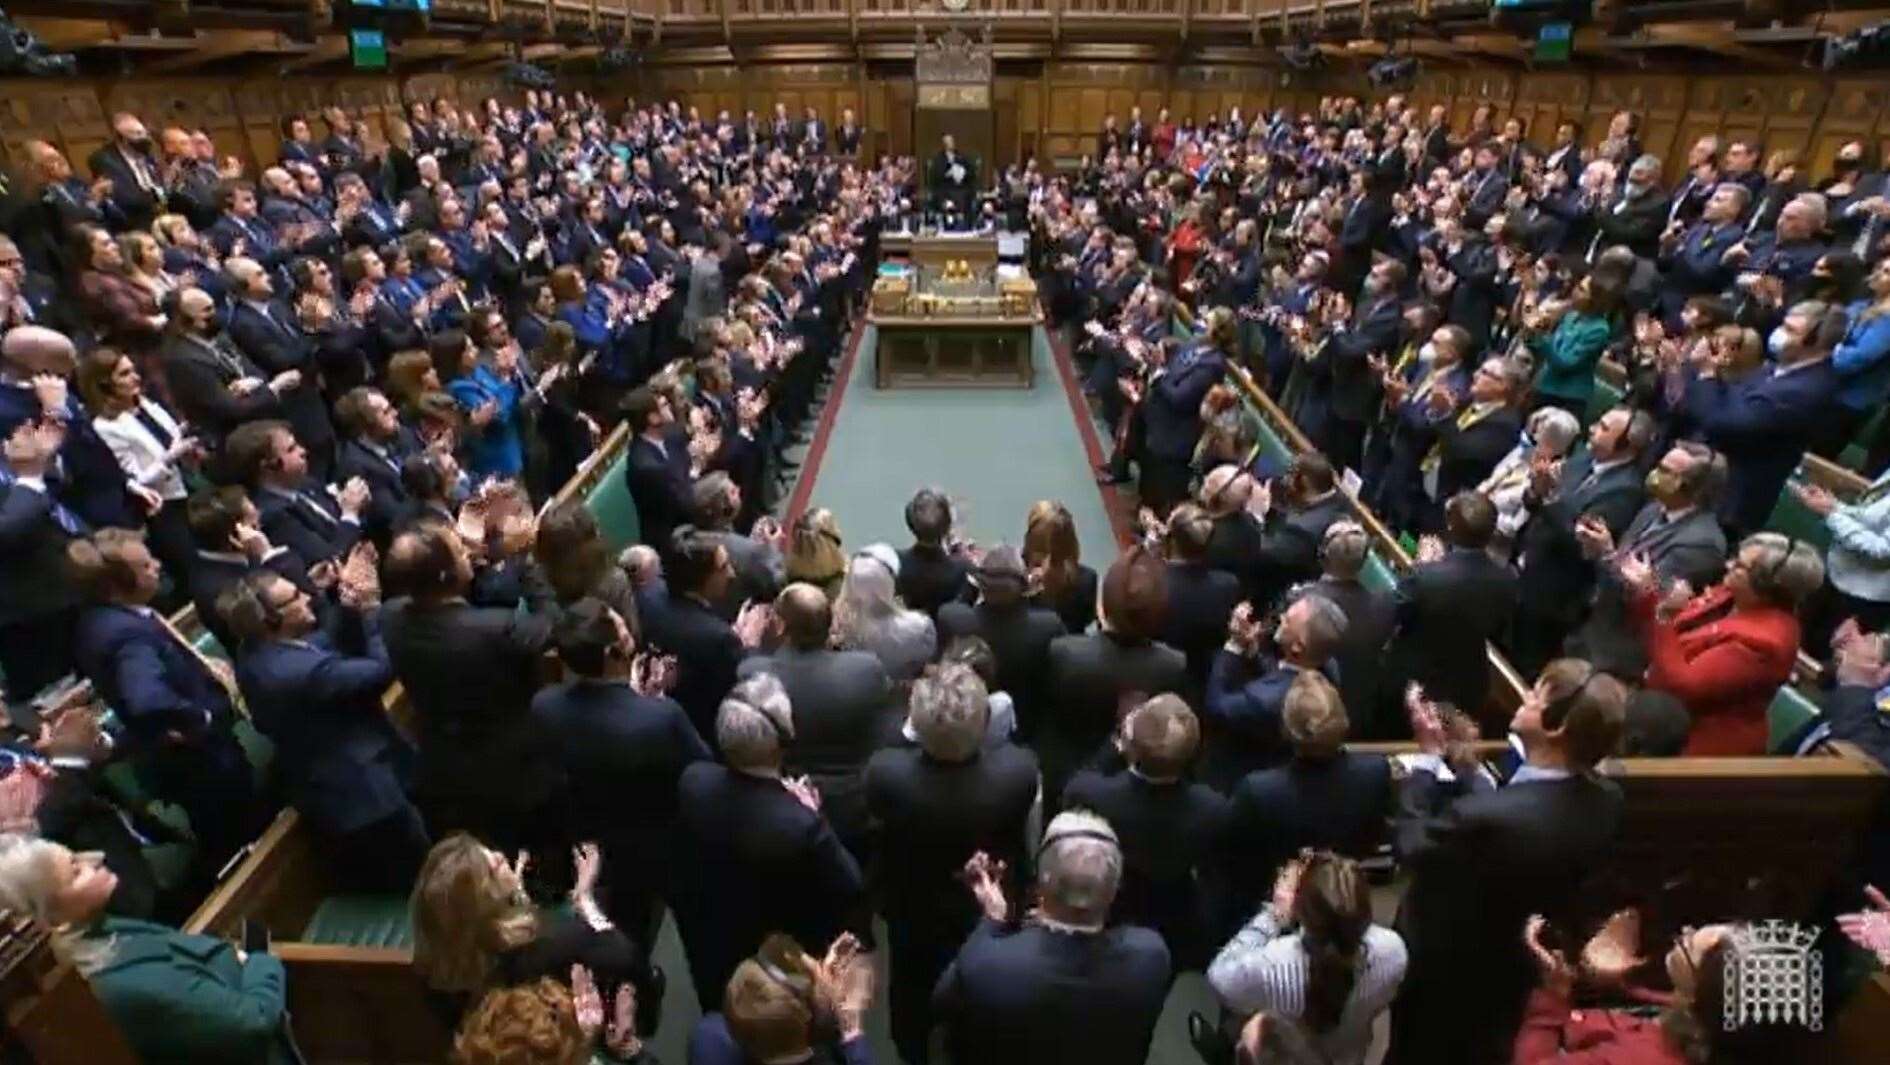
[1165,202,1206,302]
[1625,533,1825,756]
[1514,913,1807,1064]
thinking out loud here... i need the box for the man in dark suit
[1592,154,1674,260]
[937,545,1067,744]
[1064,695,1228,969]
[1198,466,1267,603]
[1511,407,1654,677]
[1135,323,1229,515]
[69,534,265,876]
[1566,442,1730,678]
[933,811,1171,1065]
[1221,671,1389,935]
[929,135,976,221]
[1390,663,1628,1064]
[380,522,561,855]
[332,387,416,548]
[641,530,762,744]
[160,288,295,454]
[533,597,712,951]
[1430,358,1529,515]
[1249,454,1354,611]
[1320,259,1403,473]
[1419,105,1453,169]
[1462,143,1510,230]
[0,327,141,533]
[1386,491,1518,723]
[1159,504,1244,693]
[180,485,319,651]
[622,388,694,559]
[671,672,870,1011]
[224,569,427,893]
[0,419,86,696]
[896,488,973,618]
[735,584,893,860]
[866,662,1038,1065]
[86,112,166,233]
[1656,182,1748,328]
[1334,172,1392,300]
[1042,548,1189,811]
[1202,591,1347,791]
[224,420,368,569]
[224,257,337,480]
[1687,299,1844,534]
[1302,521,1398,738]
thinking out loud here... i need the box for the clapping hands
[961,851,1010,924]
[1839,885,1890,967]
[570,964,641,1058]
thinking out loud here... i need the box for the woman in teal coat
[1526,275,1617,417]
[0,835,295,1064]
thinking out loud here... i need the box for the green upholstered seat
[1766,685,1822,754]
[1248,405,1295,468]
[301,893,415,950]
[1584,375,1625,426]
[1761,482,1833,551]
[585,450,642,554]
[1360,552,1399,597]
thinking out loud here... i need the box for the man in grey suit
[680,235,728,344]
[736,583,895,861]
[1510,407,1655,677]
[1567,441,1730,678]
[693,471,783,616]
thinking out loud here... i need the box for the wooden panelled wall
[637,62,1890,184]
[0,71,513,181]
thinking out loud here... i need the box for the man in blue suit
[1657,182,1748,329]
[225,419,369,568]
[1202,595,1347,792]
[1133,309,1233,514]
[1320,259,1405,474]
[70,532,264,874]
[1687,298,1843,534]
[224,568,426,892]
[0,326,143,531]
[224,257,337,479]
[533,597,711,950]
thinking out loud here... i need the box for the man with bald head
[87,111,164,231]
[735,581,895,860]
[159,286,297,449]
[0,324,143,532]
[158,126,219,230]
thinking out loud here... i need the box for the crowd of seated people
[0,86,1889,1065]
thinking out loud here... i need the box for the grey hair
[1738,532,1826,609]
[909,662,990,762]
[716,672,794,770]
[1037,810,1122,927]
[1630,154,1662,177]
[1527,406,1581,456]
[0,835,114,975]
[1320,521,1370,580]
[1297,594,1350,661]
[1787,192,1829,231]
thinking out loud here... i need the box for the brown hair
[1293,852,1371,1033]
[1099,545,1168,643]
[1024,500,1082,601]
[1282,670,1349,758]
[1537,658,1628,769]
[386,349,438,408]
[534,501,612,606]
[451,979,589,1065]
[1123,693,1200,779]
[724,934,817,1061]
[66,528,150,603]
[74,347,131,412]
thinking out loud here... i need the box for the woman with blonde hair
[1625,532,1824,755]
[118,229,182,305]
[835,544,936,681]
[1024,499,1098,634]
[410,834,656,1032]
[0,834,296,1063]
[785,506,848,600]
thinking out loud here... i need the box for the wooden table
[870,313,1037,388]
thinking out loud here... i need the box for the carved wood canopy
[915,25,993,87]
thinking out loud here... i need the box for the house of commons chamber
[9,0,1890,1061]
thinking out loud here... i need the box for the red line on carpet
[1042,322,1137,549]
[783,319,869,529]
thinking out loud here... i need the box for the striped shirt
[1208,909,1408,1065]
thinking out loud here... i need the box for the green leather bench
[1360,552,1400,597]
[301,893,414,950]
[1584,374,1626,426]
[1766,684,1823,755]
[1761,479,1834,551]
[585,447,642,554]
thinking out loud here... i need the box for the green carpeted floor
[788,324,1122,564]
